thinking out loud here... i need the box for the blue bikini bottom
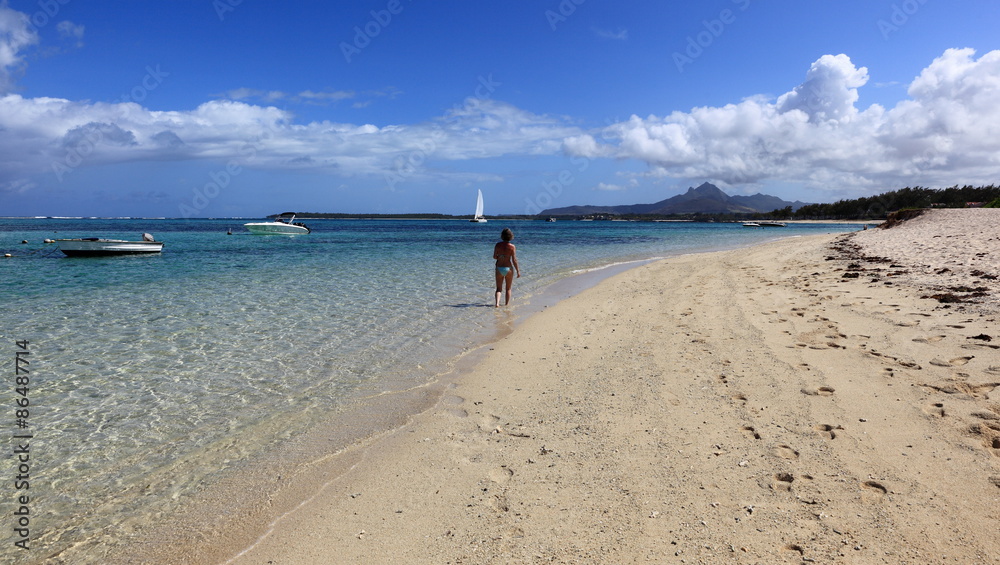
[496,267,511,276]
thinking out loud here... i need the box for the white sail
[471,189,487,222]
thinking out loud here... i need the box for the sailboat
[470,189,487,223]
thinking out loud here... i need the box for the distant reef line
[271,212,460,219]
[274,183,1000,222]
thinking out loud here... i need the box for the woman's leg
[503,271,515,305]
[495,270,504,307]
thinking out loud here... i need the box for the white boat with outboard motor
[244,215,311,235]
[743,221,786,228]
[55,233,163,256]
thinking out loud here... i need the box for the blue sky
[1,0,999,217]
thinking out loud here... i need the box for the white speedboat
[742,222,761,227]
[244,215,311,235]
[56,234,163,256]
[469,189,487,223]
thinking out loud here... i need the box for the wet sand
[148,210,1000,564]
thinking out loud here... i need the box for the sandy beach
[136,210,998,564]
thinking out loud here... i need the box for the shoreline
[131,213,1000,563]
[101,232,825,564]
[4,220,862,564]
[222,212,996,564]
[105,239,735,564]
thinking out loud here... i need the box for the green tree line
[786,185,1000,220]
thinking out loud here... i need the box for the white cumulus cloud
[564,48,1000,194]
[0,93,582,190]
[0,2,998,206]
[776,54,869,123]
[0,3,38,93]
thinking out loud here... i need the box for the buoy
[21,240,28,244]
[44,239,55,243]
[4,254,11,258]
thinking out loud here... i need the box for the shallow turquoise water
[0,218,861,562]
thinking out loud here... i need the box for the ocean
[0,217,862,563]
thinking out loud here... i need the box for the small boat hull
[244,222,311,235]
[245,215,311,234]
[56,239,164,256]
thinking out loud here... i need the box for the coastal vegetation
[788,184,1000,220]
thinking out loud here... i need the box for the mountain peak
[537,182,810,216]
[678,182,730,203]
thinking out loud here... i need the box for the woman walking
[493,228,521,307]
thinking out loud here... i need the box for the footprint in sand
[801,386,835,396]
[959,383,999,397]
[921,381,999,397]
[969,413,1000,456]
[731,393,748,403]
[741,426,761,440]
[923,402,946,417]
[987,437,1000,457]
[862,480,888,499]
[782,543,805,556]
[441,395,469,418]
[815,424,838,439]
[773,445,800,460]
[972,409,1000,423]
[488,493,510,513]
[488,466,514,484]
[479,414,501,429]
[771,473,795,491]
[913,335,947,343]
[931,356,975,368]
